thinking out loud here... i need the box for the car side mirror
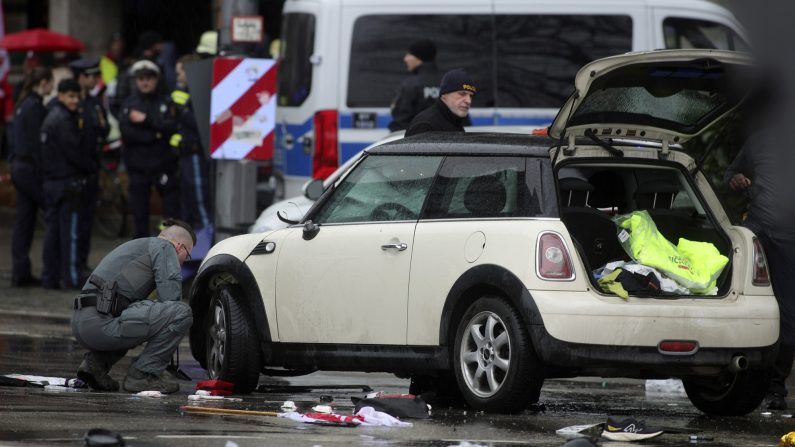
[304,178,325,201]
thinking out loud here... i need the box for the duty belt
[73,290,133,314]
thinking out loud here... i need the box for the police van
[275,0,747,197]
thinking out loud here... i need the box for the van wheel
[206,286,261,393]
[452,296,543,413]
[683,369,770,416]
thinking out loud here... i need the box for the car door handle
[381,243,408,251]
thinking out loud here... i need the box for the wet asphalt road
[0,211,792,446]
[0,315,792,447]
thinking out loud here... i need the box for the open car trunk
[557,161,733,297]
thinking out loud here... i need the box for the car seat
[464,174,507,217]
[560,173,629,271]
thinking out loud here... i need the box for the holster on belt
[88,274,125,316]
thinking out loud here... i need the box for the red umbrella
[0,28,85,52]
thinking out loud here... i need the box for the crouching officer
[41,79,96,290]
[71,220,194,393]
[171,55,210,231]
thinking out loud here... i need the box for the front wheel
[453,296,543,413]
[683,368,770,416]
[205,286,261,393]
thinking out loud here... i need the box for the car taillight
[536,232,575,281]
[752,237,770,286]
[312,109,339,180]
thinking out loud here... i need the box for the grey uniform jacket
[81,237,182,302]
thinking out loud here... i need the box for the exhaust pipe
[729,355,748,372]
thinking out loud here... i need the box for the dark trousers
[78,177,99,272]
[72,299,193,375]
[10,160,44,282]
[179,153,211,229]
[759,233,795,396]
[42,179,85,289]
[128,167,180,239]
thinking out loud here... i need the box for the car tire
[205,286,261,393]
[452,296,543,413]
[683,368,770,416]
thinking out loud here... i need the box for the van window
[663,18,749,52]
[347,15,495,109]
[495,15,633,108]
[278,13,315,107]
[347,14,632,111]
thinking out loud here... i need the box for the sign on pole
[210,57,277,161]
[231,16,264,43]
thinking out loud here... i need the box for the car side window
[422,156,552,219]
[313,155,442,224]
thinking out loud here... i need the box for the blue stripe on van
[276,112,556,177]
[339,113,393,129]
[336,112,554,129]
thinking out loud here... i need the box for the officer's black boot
[77,352,120,391]
[123,367,179,394]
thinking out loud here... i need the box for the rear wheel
[683,369,770,416]
[452,296,543,413]
[205,286,261,393]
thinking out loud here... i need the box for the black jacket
[11,93,47,166]
[119,91,177,172]
[80,94,110,172]
[388,62,441,132]
[404,98,467,137]
[40,101,95,181]
[170,85,203,156]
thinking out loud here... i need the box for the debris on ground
[351,392,430,419]
[555,423,604,440]
[3,374,85,388]
[195,379,234,396]
[256,384,373,393]
[188,390,243,402]
[279,407,413,427]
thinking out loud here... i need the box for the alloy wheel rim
[459,310,511,398]
[208,301,227,378]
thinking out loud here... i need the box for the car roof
[369,132,556,157]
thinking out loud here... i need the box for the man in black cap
[405,68,476,137]
[69,57,109,278]
[119,60,179,239]
[388,39,441,132]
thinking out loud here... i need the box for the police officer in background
[9,66,53,287]
[40,79,96,290]
[388,39,441,132]
[72,219,194,393]
[171,55,210,232]
[119,60,179,239]
[70,57,109,277]
[405,68,477,137]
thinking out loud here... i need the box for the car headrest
[635,180,678,209]
[559,177,594,207]
[464,175,507,217]
[588,171,626,210]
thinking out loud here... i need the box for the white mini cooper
[190,50,778,415]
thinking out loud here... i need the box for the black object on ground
[257,384,373,393]
[84,428,125,447]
